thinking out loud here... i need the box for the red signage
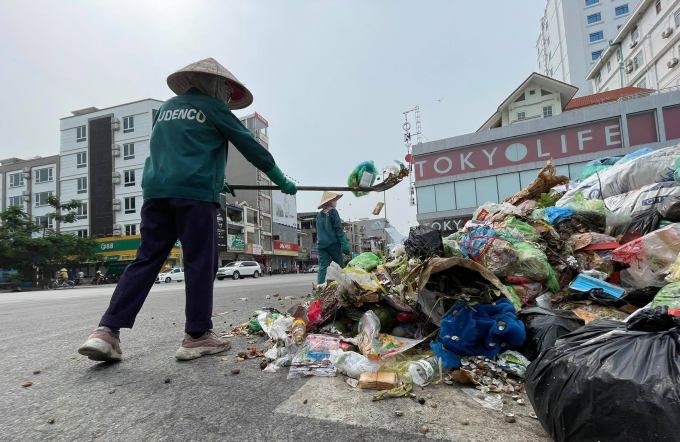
[414,118,623,181]
[274,241,299,252]
[254,112,269,127]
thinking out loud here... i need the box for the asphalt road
[0,274,550,442]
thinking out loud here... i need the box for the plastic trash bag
[527,311,680,442]
[657,195,680,221]
[458,226,496,259]
[357,311,423,360]
[438,299,526,360]
[563,192,606,212]
[442,234,463,258]
[479,239,519,278]
[578,155,623,181]
[514,242,560,292]
[258,312,294,341]
[517,307,585,361]
[497,350,531,378]
[472,202,521,221]
[507,282,542,304]
[543,206,574,225]
[504,217,540,242]
[557,144,680,206]
[613,223,680,288]
[348,252,381,272]
[347,161,377,197]
[652,282,680,310]
[666,254,680,283]
[329,350,380,379]
[344,268,386,294]
[604,181,680,216]
[288,334,340,379]
[325,262,353,295]
[404,225,444,259]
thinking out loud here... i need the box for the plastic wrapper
[347,161,377,197]
[563,192,606,212]
[404,225,444,259]
[461,388,503,411]
[442,234,463,258]
[557,144,680,206]
[458,226,496,259]
[388,244,405,258]
[507,282,542,304]
[572,209,607,228]
[517,307,585,361]
[497,350,531,378]
[612,223,680,288]
[479,239,519,278]
[604,181,680,216]
[495,227,526,244]
[329,350,380,379]
[608,209,660,236]
[503,217,540,242]
[438,299,526,360]
[258,312,294,341]
[652,282,680,309]
[514,242,559,292]
[666,254,680,283]
[357,311,423,360]
[526,312,680,442]
[472,202,521,222]
[347,252,381,272]
[344,268,386,294]
[378,349,436,375]
[543,206,574,225]
[288,334,340,379]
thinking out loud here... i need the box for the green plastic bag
[564,192,606,212]
[443,234,463,258]
[513,242,559,293]
[652,282,680,309]
[347,161,378,197]
[248,317,262,332]
[348,252,381,272]
[505,217,540,242]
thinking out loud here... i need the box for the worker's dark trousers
[99,198,218,334]
[317,244,344,285]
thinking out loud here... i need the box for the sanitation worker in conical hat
[78,58,297,362]
[316,191,351,285]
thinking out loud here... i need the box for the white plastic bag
[329,350,380,379]
[325,261,354,296]
[473,202,522,221]
[604,182,680,216]
[357,311,423,360]
[258,312,294,341]
[557,145,680,206]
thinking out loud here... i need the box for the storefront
[218,234,246,266]
[94,236,183,275]
[273,240,300,272]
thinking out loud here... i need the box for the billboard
[272,190,297,228]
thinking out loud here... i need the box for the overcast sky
[0,0,545,235]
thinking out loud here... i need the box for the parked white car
[307,265,319,273]
[216,261,261,280]
[156,268,184,283]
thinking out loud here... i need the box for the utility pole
[403,106,422,207]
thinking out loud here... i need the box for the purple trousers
[99,198,218,334]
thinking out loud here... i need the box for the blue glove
[266,165,298,195]
[222,182,236,197]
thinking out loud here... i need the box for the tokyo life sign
[413,117,623,181]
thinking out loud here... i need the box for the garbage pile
[237,145,680,440]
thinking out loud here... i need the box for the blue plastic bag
[543,206,574,225]
[438,299,526,360]
[458,227,496,259]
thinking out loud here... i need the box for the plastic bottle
[407,356,440,386]
[289,305,308,345]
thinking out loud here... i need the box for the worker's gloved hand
[222,181,236,197]
[266,165,297,195]
[340,238,351,256]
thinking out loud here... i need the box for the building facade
[538,0,637,96]
[587,0,680,92]
[413,75,680,234]
[0,155,60,233]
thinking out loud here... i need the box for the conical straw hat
[167,58,254,110]
[318,191,343,209]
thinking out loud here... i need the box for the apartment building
[587,0,680,92]
[0,155,60,232]
[538,0,639,95]
[59,99,163,239]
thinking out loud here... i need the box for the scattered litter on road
[33,370,41,374]
[231,368,240,375]
[47,418,55,424]
[22,382,33,388]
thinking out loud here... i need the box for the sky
[0,0,545,235]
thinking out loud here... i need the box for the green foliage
[0,197,102,282]
[537,191,561,208]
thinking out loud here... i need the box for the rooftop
[564,87,654,110]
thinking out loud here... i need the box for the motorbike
[49,279,75,290]
[92,274,105,286]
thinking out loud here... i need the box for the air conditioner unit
[112,177,121,184]
[22,190,30,196]
[113,198,121,204]
[22,167,29,173]
[112,144,121,157]
[112,118,120,131]
[113,203,121,211]
[630,40,639,49]
[625,64,634,73]
[662,28,673,38]
[112,230,122,237]
[112,172,120,178]
[668,58,679,69]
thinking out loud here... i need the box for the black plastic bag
[517,307,584,360]
[626,305,680,331]
[623,286,660,307]
[404,225,444,259]
[526,311,680,442]
[585,287,628,308]
[609,210,660,236]
[657,196,680,221]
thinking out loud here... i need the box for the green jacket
[142,88,275,205]
[316,209,346,249]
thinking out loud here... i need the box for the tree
[0,196,102,284]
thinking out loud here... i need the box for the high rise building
[537,0,638,96]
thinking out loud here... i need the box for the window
[123,143,135,160]
[125,224,137,236]
[585,0,599,5]
[590,31,604,42]
[77,177,87,194]
[632,26,640,42]
[76,152,87,168]
[35,216,53,229]
[76,229,88,238]
[676,10,680,27]
[35,191,52,207]
[656,0,661,14]
[123,116,134,133]
[435,183,455,211]
[615,4,629,16]
[77,202,88,219]
[607,61,611,72]
[617,49,621,61]
[547,36,550,46]
[76,125,86,142]
[9,196,22,207]
[587,13,601,24]
[35,168,53,183]
[633,51,644,70]
[517,112,526,121]
[592,50,603,60]
[416,186,436,214]
[125,197,136,214]
[637,77,648,88]
[543,106,553,118]
[124,170,135,187]
[9,172,24,188]
[530,90,536,95]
